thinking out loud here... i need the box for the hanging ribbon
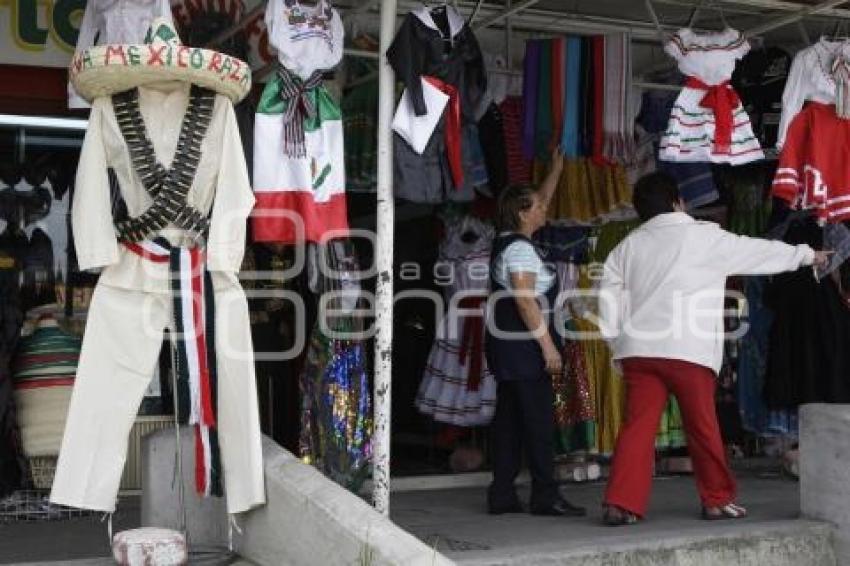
[684,77,741,155]
[832,55,850,120]
[423,76,464,189]
[278,66,324,158]
[457,295,486,392]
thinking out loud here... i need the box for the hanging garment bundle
[387,3,488,203]
[416,216,496,427]
[522,34,633,165]
[772,38,850,223]
[659,28,763,164]
[731,47,792,148]
[253,0,348,243]
[299,239,372,491]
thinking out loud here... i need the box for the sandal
[603,505,639,526]
[702,503,748,520]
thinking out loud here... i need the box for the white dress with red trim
[252,0,347,244]
[659,28,764,165]
[415,218,497,427]
[772,38,850,224]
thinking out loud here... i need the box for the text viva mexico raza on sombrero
[71,43,250,89]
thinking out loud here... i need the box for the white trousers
[50,279,266,514]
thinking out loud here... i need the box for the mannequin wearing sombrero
[50,19,266,516]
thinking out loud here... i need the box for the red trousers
[604,357,736,517]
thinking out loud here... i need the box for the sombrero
[69,18,251,104]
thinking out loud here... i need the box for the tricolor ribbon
[125,238,222,497]
[278,66,324,158]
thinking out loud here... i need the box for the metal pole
[746,0,849,37]
[505,0,513,71]
[474,0,543,30]
[634,80,681,91]
[643,0,668,42]
[798,20,812,45]
[372,0,397,517]
[169,343,189,543]
[469,0,486,26]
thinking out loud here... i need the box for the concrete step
[457,520,835,566]
[394,477,836,566]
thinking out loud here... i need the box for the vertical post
[505,0,512,71]
[373,0,397,516]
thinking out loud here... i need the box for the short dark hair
[496,185,536,231]
[632,172,681,221]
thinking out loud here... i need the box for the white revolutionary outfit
[50,20,265,515]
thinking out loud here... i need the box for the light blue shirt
[492,237,555,295]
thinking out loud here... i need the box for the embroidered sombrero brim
[69,19,251,103]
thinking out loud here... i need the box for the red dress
[772,102,850,224]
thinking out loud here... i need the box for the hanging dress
[772,38,850,224]
[659,28,764,165]
[252,0,348,243]
[415,217,497,427]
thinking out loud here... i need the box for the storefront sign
[0,0,85,67]
[1,0,273,70]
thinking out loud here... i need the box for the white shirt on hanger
[777,37,850,148]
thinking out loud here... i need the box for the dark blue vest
[485,233,561,381]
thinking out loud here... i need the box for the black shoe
[530,498,587,517]
[603,505,639,526]
[488,501,526,515]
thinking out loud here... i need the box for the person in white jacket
[598,172,830,525]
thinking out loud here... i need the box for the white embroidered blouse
[265,0,344,80]
[73,85,255,292]
[777,37,850,148]
[664,28,750,86]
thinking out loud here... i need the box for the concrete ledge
[801,404,850,565]
[236,437,454,566]
[141,431,453,566]
[458,521,835,566]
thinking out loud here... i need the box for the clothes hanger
[687,0,730,31]
[822,18,850,42]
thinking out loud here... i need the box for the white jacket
[598,212,815,373]
[74,86,255,292]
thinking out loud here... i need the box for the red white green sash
[124,238,222,497]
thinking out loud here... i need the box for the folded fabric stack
[12,318,80,457]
